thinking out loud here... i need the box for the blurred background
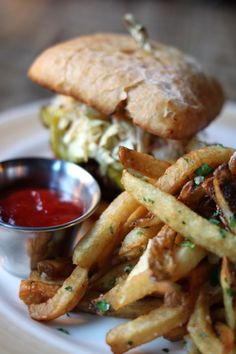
[0,0,236,112]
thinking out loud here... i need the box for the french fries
[90,259,137,292]
[118,224,161,260]
[215,322,235,354]
[29,266,88,320]
[184,335,201,354]
[122,170,236,262]
[73,191,139,268]
[19,280,60,305]
[127,145,233,232]
[106,301,190,354]
[20,145,236,353]
[220,257,236,330]
[75,290,163,319]
[188,291,224,354]
[119,146,171,179]
[157,145,234,194]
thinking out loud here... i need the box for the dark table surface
[0,0,236,112]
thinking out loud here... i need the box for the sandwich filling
[42,95,197,187]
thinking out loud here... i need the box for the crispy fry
[76,290,162,319]
[29,266,88,321]
[19,145,236,353]
[126,146,233,234]
[229,152,236,176]
[184,335,201,354]
[96,197,151,269]
[73,192,139,268]
[19,280,60,305]
[122,170,236,262]
[119,146,170,179]
[118,225,160,260]
[106,301,190,354]
[149,181,207,281]
[149,226,206,281]
[103,241,176,310]
[132,211,160,228]
[188,291,224,354]
[220,257,236,330]
[215,322,235,354]
[178,180,206,208]
[90,260,137,292]
[172,246,206,281]
[123,205,149,229]
[157,145,233,195]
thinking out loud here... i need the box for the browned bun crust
[28,33,224,139]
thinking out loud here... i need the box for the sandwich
[28,17,224,199]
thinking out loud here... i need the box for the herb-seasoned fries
[188,291,224,354]
[119,146,171,179]
[19,279,60,305]
[29,266,88,320]
[122,170,236,262]
[107,301,190,354]
[20,145,236,353]
[73,191,139,268]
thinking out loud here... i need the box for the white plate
[0,100,236,354]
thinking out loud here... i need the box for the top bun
[28,33,224,139]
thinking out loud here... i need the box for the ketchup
[0,187,84,227]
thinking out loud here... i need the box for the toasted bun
[29,33,224,139]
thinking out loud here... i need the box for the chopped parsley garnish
[195,163,214,177]
[109,225,114,234]
[180,240,195,249]
[65,286,73,292]
[142,197,154,204]
[229,215,236,227]
[209,218,220,225]
[219,228,226,238]
[127,341,133,346]
[162,349,170,353]
[184,157,190,163]
[124,264,134,274]
[226,287,236,298]
[199,331,208,338]
[212,209,221,218]
[57,327,70,335]
[95,299,110,314]
[136,230,144,236]
[209,209,221,225]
